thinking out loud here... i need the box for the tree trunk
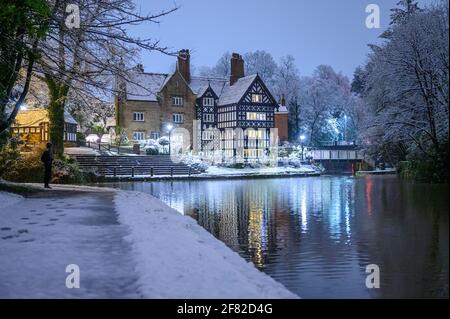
[45,75,69,157]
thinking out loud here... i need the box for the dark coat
[41,150,53,167]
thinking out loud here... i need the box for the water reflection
[112,176,449,298]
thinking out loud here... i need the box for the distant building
[115,50,289,159]
[11,108,78,145]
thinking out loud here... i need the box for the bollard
[113,167,116,177]
[188,167,191,177]
[170,167,173,177]
[151,167,154,177]
[131,167,135,177]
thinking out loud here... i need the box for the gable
[160,71,195,97]
[241,76,277,105]
[202,87,218,99]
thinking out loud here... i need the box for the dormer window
[251,94,263,103]
[172,96,184,106]
[203,97,214,106]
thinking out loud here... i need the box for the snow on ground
[205,165,317,176]
[0,188,139,298]
[0,191,24,209]
[64,147,99,156]
[115,190,298,299]
[1,183,298,298]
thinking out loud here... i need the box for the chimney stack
[230,53,244,86]
[177,49,191,82]
[280,94,286,107]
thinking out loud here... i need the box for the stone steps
[71,155,201,176]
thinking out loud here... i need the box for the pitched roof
[125,71,263,106]
[189,76,228,97]
[14,109,47,127]
[218,74,258,106]
[13,108,78,127]
[126,72,168,101]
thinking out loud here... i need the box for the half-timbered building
[115,50,288,159]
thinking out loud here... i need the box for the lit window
[173,113,184,123]
[133,112,144,121]
[251,94,263,103]
[172,96,184,106]
[203,97,214,106]
[133,131,145,141]
[246,112,266,121]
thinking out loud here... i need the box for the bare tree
[33,0,178,155]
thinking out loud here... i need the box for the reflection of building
[11,108,78,144]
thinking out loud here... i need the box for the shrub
[190,161,209,173]
[398,160,447,183]
[0,145,84,184]
[145,146,159,155]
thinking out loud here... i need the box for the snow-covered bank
[0,191,24,209]
[205,165,317,177]
[115,190,298,299]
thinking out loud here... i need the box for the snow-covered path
[0,185,297,298]
[0,189,139,298]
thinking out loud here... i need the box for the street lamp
[167,124,173,154]
[344,115,348,143]
[300,135,306,160]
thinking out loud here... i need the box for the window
[251,94,263,103]
[172,96,184,106]
[203,97,214,106]
[203,113,214,123]
[133,112,144,121]
[150,131,160,140]
[173,113,184,123]
[246,112,266,121]
[133,131,145,141]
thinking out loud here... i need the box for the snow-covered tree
[244,50,277,89]
[359,1,448,174]
[198,52,231,78]
[33,0,177,156]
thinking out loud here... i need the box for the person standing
[41,143,53,189]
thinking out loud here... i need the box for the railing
[80,141,137,155]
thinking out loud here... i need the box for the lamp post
[167,124,173,154]
[344,115,348,143]
[300,135,306,160]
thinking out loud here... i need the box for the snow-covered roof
[218,74,258,106]
[276,104,288,113]
[189,76,228,98]
[64,111,78,125]
[13,108,78,127]
[125,71,259,106]
[126,73,168,101]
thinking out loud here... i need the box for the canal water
[110,176,449,298]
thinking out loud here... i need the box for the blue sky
[132,0,434,79]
